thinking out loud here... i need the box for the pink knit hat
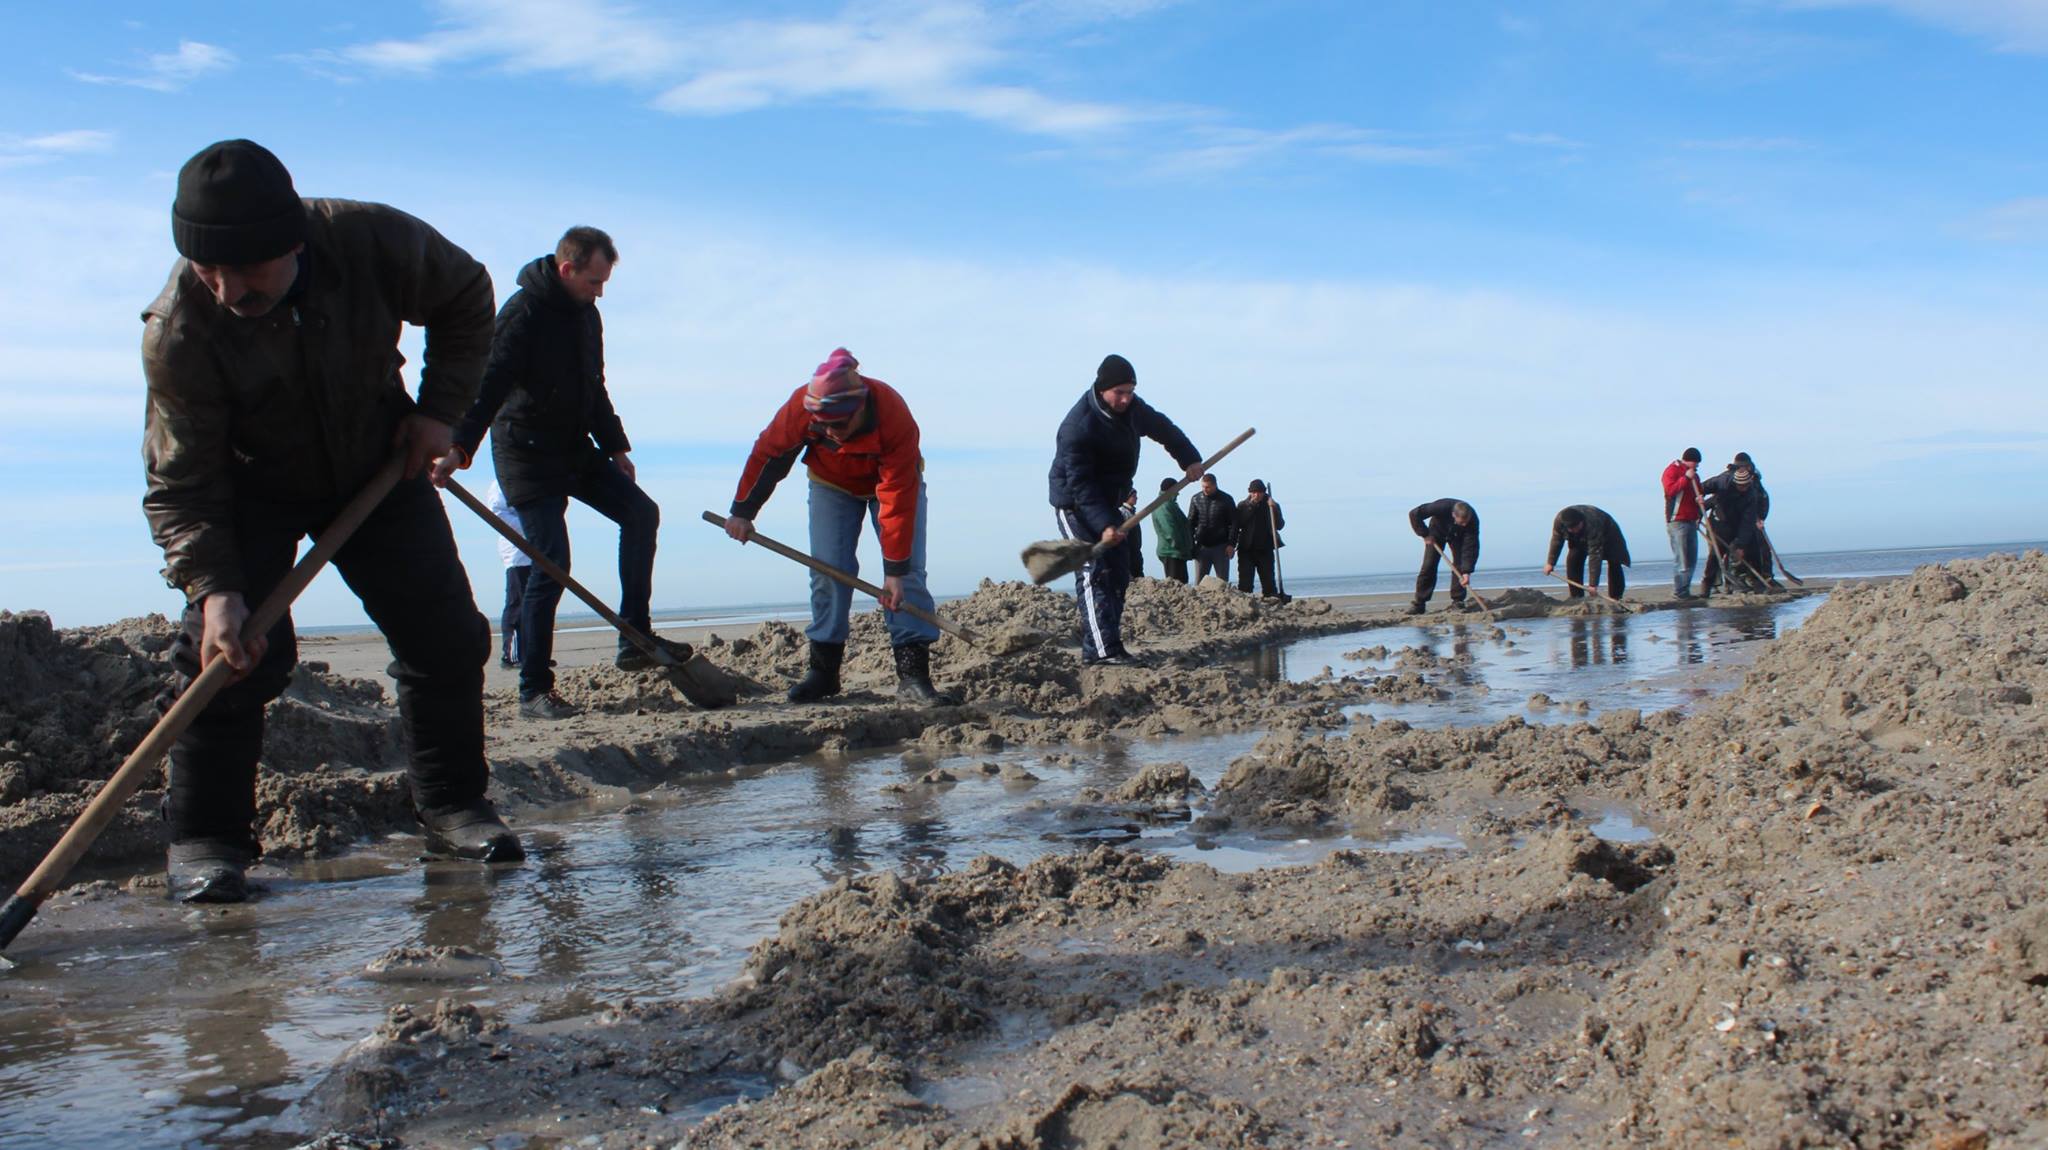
[803,348,868,418]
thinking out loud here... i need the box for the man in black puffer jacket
[1047,354,1204,665]
[443,227,680,719]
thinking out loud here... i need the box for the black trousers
[164,473,491,853]
[1056,508,1129,661]
[500,566,529,663]
[1702,518,1762,591]
[1564,543,1626,599]
[513,458,660,700]
[1160,557,1189,584]
[1237,548,1280,596]
[1415,536,1478,604]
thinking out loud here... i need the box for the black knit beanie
[1094,353,1136,392]
[172,139,306,265]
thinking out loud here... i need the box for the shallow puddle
[1248,596,1824,726]
[0,597,1819,1148]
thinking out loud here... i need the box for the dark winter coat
[1188,488,1238,548]
[1409,498,1480,570]
[1546,505,1631,568]
[455,256,630,505]
[1234,497,1286,553]
[1698,473,1764,554]
[142,199,494,601]
[1047,389,1200,538]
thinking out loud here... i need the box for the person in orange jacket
[723,349,956,705]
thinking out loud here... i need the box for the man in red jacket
[1660,447,1704,599]
[723,349,955,705]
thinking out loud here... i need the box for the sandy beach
[3,560,2042,1149]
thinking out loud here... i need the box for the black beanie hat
[1095,353,1136,392]
[1248,479,1266,493]
[1682,447,1702,463]
[172,139,306,265]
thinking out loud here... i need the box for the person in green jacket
[1150,477,1196,584]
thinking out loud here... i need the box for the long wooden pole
[701,511,982,647]
[1,455,406,951]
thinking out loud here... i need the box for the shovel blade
[665,653,755,709]
[1021,539,1096,585]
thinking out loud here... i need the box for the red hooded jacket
[1662,460,1702,522]
[731,378,925,575]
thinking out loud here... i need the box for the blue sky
[3,0,2045,627]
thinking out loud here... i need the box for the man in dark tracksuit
[1048,354,1203,665]
[1698,465,1766,594]
[1726,452,1782,589]
[1187,473,1238,583]
[142,139,520,902]
[1408,499,1480,613]
[1544,505,1631,599]
[443,227,685,720]
[1233,479,1287,598]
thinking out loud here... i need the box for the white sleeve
[485,481,528,568]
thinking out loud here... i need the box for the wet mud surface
[4,559,2044,1147]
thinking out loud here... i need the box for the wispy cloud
[0,130,116,169]
[1679,136,1812,152]
[1781,0,2048,54]
[70,40,236,92]
[1507,132,1586,150]
[320,0,1140,137]
[1152,124,1459,176]
[1957,196,2048,243]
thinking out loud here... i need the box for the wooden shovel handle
[2,454,407,950]
[701,511,982,647]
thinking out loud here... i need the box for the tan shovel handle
[701,511,982,647]
[1432,538,1493,616]
[2,454,407,949]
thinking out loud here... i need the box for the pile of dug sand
[0,611,415,876]
[302,553,2046,1148]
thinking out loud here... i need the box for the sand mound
[0,611,418,875]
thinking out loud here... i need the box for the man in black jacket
[1187,473,1237,583]
[441,227,681,719]
[1698,465,1767,594]
[1047,354,1204,665]
[1233,479,1287,598]
[1408,498,1480,614]
[1544,504,1631,599]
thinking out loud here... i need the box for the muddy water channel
[0,596,1822,1148]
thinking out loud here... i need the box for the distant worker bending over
[1408,498,1480,614]
[1545,505,1631,600]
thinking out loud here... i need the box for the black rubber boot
[893,642,960,706]
[418,800,524,862]
[788,641,845,704]
[166,839,254,904]
[1406,600,1426,616]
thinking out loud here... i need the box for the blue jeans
[1667,520,1699,594]
[513,458,660,699]
[806,480,938,646]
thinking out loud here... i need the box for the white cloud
[70,40,237,92]
[312,0,1413,153]
[1957,196,2048,243]
[0,130,116,169]
[1506,132,1586,150]
[1148,124,1459,176]
[1781,0,2048,53]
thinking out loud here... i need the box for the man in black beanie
[143,139,519,903]
[1047,354,1204,665]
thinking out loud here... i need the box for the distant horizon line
[272,536,2045,637]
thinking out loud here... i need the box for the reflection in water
[0,596,1825,1150]
[1254,596,1824,727]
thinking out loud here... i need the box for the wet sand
[15,561,2039,1150]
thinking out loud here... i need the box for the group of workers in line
[1398,450,1781,615]
[134,137,1785,904]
